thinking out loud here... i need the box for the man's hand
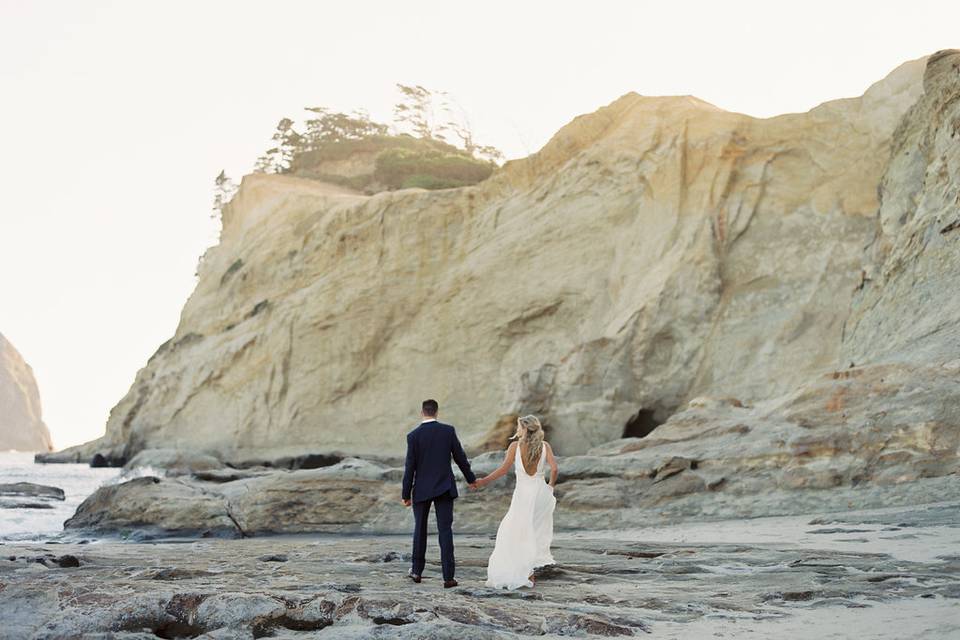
[468,482,479,491]
[402,498,412,507]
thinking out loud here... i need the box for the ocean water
[0,451,120,541]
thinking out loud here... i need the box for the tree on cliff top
[393,84,445,141]
[255,118,303,175]
[392,84,503,164]
[251,85,502,190]
[303,108,389,147]
[211,170,237,219]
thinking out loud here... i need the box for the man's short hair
[422,399,439,416]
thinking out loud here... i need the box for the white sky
[1,0,956,449]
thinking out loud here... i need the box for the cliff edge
[56,54,960,466]
[0,332,53,452]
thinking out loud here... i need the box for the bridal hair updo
[512,414,544,469]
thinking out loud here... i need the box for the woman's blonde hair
[511,414,544,470]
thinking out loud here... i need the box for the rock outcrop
[55,54,945,465]
[8,502,960,639]
[0,482,65,511]
[0,482,65,501]
[64,357,960,537]
[54,52,960,540]
[842,49,960,366]
[0,332,53,452]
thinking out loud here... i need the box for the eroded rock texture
[55,54,945,464]
[843,49,960,366]
[6,501,960,640]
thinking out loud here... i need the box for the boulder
[64,476,240,538]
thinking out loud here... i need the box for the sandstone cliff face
[0,333,53,452]
[842,49,960,366]
[71,57,936,463]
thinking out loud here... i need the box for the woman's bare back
[518,441,544,476]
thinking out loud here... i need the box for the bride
[475,414,558,588]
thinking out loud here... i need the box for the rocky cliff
[0,333,53,452]
[842,49,960,366]
[52,53,960,468]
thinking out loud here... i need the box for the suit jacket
[402,420,476,503]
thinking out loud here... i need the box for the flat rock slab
[0,482,65,501]
[0,500,55,510]
[3,502,959,639]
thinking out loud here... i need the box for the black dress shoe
[408,572,422,583]
[443,579,458,588]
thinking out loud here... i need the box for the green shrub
[400,174,472,190]
[374,148,495,190]
[285,132,496,192]
[291,135,459,169]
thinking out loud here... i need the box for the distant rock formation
[0,333,53,452]
[54,52,960,469]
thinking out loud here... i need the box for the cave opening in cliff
[622,408,663,439]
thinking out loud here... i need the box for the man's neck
[420,416,438,423]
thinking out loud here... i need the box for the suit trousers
[411,493,455,581]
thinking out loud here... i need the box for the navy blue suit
[402,419,476,581]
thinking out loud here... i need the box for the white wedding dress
[485,444,556,589]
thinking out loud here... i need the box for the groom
[401,398,477,588]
